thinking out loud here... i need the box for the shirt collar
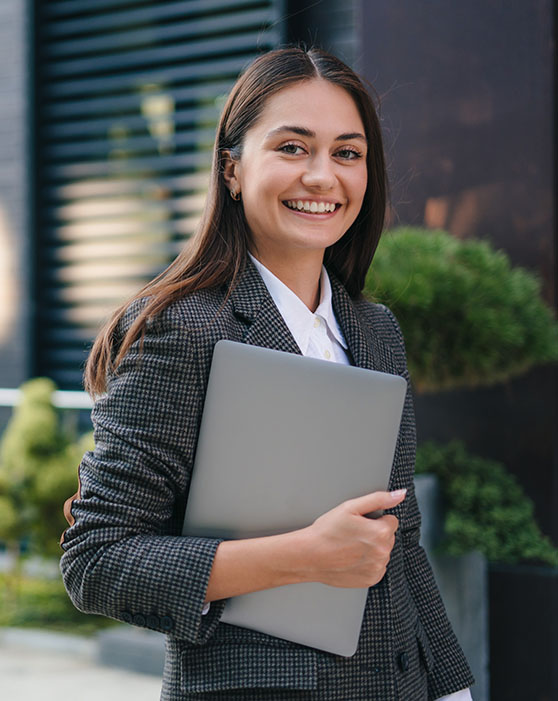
[248,254,348,354]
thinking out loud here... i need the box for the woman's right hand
[298,489,407,588]
[205,489,406,602]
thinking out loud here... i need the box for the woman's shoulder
[352,297,405,346]
[118,285,241,351]
[350,298,409,376]
[121,286,225,326]
[170,286,232,329]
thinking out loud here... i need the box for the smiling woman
[60,47,474,701]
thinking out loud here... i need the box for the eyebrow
[265,125,367,142]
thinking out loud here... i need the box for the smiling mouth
[282,200,341,214]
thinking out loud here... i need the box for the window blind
[35,0,284,388]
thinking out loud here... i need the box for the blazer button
[398,651,410,672]
[160,616,174,632]
[122,611,133,624]
[146,614,160,629]
[133,614,146,627]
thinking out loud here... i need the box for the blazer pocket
[181,643,318,694]
[415,619,434,674]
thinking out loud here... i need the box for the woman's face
[225,79,368,264]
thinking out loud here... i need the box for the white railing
[0,388,93,409]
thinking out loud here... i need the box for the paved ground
[0,628,163,700]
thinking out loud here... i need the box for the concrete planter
[489,563,558,700]
[97,626,165,677]
[415,474,489,701]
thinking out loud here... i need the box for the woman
[60,47,474,700]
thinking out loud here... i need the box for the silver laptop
[182,340,407,656]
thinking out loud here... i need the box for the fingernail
[390,488,407,499]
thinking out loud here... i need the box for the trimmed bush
[365,227,558,392]
[415,441,558,566]
[0,378,92,559]
[0,571,113,634]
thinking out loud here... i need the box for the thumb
[347,488,407,516]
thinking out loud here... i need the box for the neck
[250,248,323,312]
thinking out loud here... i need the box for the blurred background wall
[0,0,32,395]
[357,4,556,698]
[362,1,557,536]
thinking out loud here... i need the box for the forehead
[249,79,365,138]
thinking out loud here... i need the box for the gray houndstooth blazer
[60,258,474,700]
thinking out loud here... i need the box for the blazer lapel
[231,260,396,374]
[230,259,302,356]
[329,272,395,374]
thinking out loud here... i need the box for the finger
[378,514,399,533]
[367,513,398,538]
[347,489,407,515]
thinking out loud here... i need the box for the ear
[222,150,241,194]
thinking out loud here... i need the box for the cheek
[343,171,367,226]
[352,170,368,207]
[242,166,284,201]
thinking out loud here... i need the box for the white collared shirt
[248,254,351,366]
[439,691,473,701]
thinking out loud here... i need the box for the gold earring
[230,189,241,201]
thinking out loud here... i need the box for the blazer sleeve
[379,305,475,699]
[60,304,226,644]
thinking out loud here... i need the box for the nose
[300,152,336,191]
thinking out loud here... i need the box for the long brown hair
[85,46,388,396]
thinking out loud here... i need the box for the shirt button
[324,350,331,359]
[314,318,321,328]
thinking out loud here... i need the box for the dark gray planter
[489,563,558,701]
[415,474,489,701]
[97,626,165,677]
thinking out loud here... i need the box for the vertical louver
[35,0,284,388]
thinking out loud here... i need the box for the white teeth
[285,200,337,213]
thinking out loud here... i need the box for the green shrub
[0,571,113,635]
[365,227,558,392]
[0,378,91,560]
[416,441,558,566]
[0,379,98,633]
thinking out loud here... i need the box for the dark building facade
[360,4,557,699]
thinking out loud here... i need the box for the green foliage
[365,227,558,392]
[0,380,97,634]
[0,495,18,538]
[0,571,113,635]
[416,441,558,566]
[0,378,87,559]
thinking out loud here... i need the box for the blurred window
[34,0,283,388]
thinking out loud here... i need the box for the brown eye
[278,143,305,155]
[335,148,362,160]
